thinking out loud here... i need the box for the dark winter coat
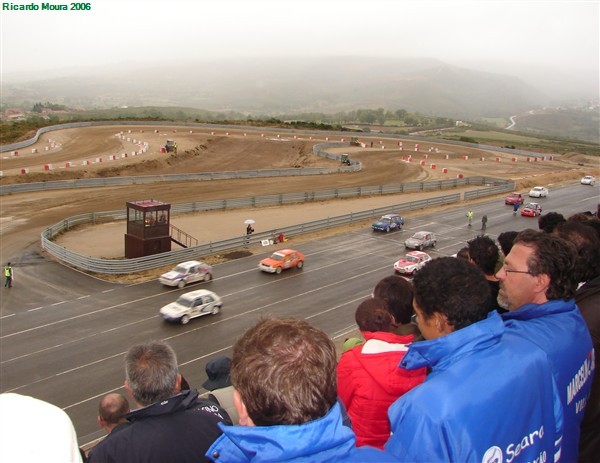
[88,389,230,463]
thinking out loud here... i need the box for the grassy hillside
[434,127,599,156]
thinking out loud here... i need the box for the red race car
[521,202,543,217]
[505,192,525,205]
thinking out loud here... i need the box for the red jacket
[337,331,426,449]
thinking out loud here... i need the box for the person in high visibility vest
[466,210,473,227]
[4,262,13,288]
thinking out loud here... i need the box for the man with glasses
[496,229,594,463]
[384,257,561,462]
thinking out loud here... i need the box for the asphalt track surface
[0,183,598,446]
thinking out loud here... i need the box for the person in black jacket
[467,236,507,313]
[88,340,231,463]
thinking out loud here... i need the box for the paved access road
[0,183,597,446]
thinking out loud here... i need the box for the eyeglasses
[504,269,533,275]
[410,313,418,324]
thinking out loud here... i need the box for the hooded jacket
[503,298,595,463]
[385,312,563,463]
[206,402,396,463]
[575,275,600,462]
[88,389,230,463]
[337,331,426,448]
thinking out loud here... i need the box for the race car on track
[258,249,304,274]
[371,214,404,232]
[581,176,596,186]
[505,192,525,205]
[393,251,432,275]
[159,260,213,288]
[160,289,222,324]
[521,202,543,217]
[404,231,437,250]
[528,186,549,198]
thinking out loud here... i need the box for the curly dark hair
[580,218,600,240]
[555,222,600,283]
[514,229,577,300]
[538,212,566,234]
[468,236,500,275]
[497,231,519,256]
[567,212,594,223]
[373,275,414,324]
[412,257,490,331]
[355,297,394,332]
[231,317,337,426]
[456,246,470,260]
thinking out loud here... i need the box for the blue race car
[372,214,404,232]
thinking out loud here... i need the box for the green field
[430,128,599,157]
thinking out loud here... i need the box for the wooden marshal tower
[125,199,171,258]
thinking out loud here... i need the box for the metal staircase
[170,224,198,248]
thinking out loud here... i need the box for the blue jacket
[385,312,562,462]
[206,402,396,463]
[503,299,594,463]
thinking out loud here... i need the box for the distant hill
[3,57,555,119]
[511,108,599,143]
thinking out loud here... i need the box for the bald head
[98,393,130,432]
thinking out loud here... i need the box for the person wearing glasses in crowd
[384,257,562,462]
[496,229,593,463]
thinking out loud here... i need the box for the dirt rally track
[1,125,597,275]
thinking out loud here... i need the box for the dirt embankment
[1,125,597,269]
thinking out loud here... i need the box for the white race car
[581,176,596,186]
[160,289,222,324]
[394,251,432,275]
[528,186,549,198]
[159,260,213,288]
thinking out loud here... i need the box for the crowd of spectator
[0,207,597,462]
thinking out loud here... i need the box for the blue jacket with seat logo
[385,312,563,463]
[503,298,594,463]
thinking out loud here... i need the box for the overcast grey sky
[1,0,598,77]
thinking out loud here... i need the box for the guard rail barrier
[41,176,514,274]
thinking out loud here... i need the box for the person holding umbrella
[245,219,255,235]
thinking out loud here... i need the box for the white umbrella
[244,219,255,225]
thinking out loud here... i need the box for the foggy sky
[1,0,598,81]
